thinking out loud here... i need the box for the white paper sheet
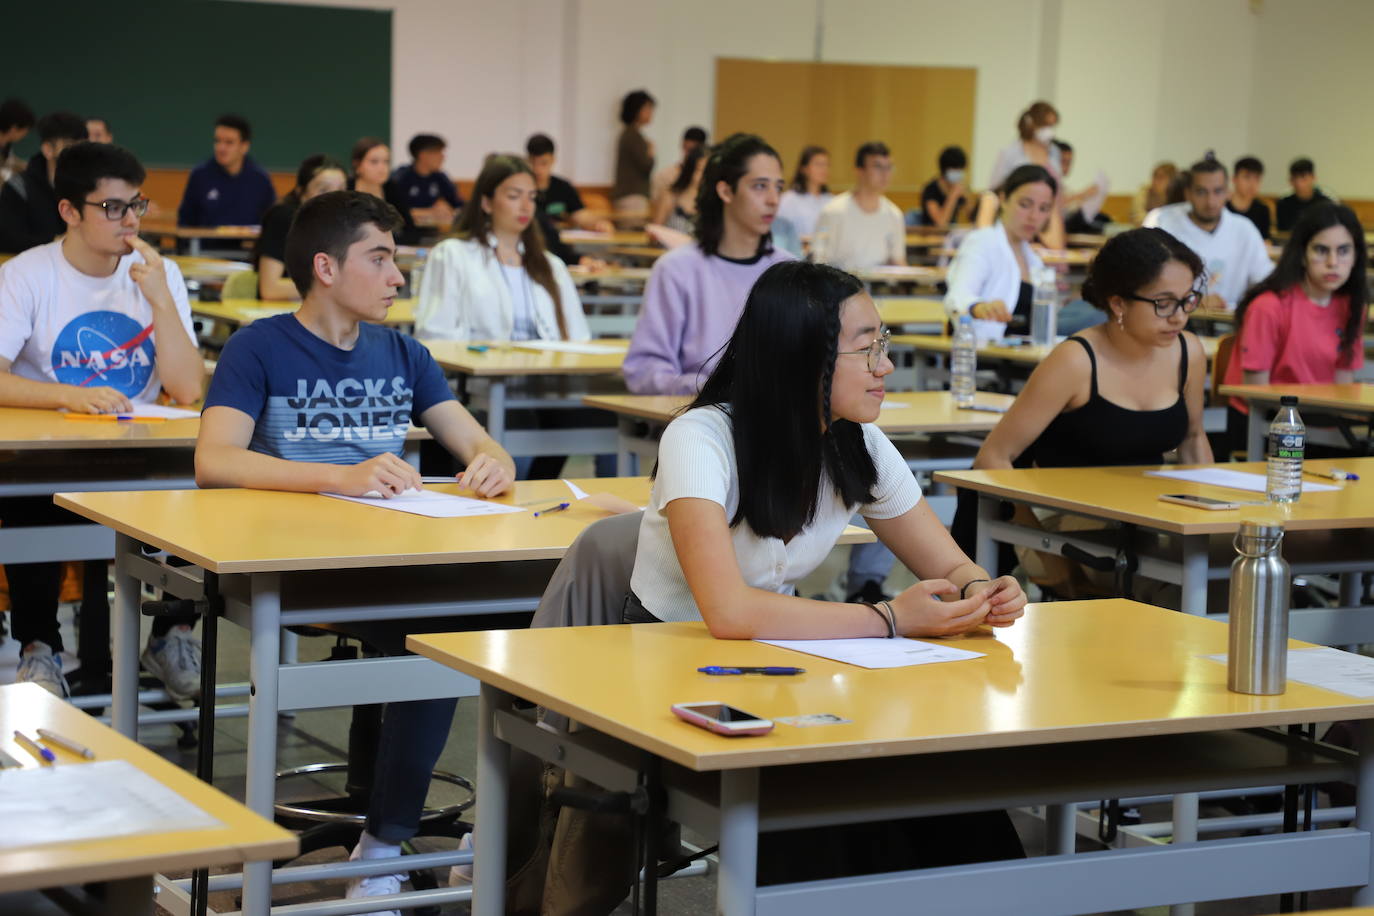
[1205,647,1374,697]
[1146,467,1338,494]
[756,637,985,669]
[564,479,591,500]
[322,489,523,518]
[132,403,201,420]
[513,341,623,355]
[0,759,221,849]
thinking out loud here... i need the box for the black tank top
[1030,335,1190,468]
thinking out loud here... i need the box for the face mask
[944,169,965,185]
[1034,125,1056,145]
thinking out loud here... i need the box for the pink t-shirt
[1225,285,1364,412]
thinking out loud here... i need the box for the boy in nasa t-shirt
[0,142,204,698]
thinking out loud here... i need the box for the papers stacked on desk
[757,637,985,669]
[1147,467,1338,494]
[323,489,523,518]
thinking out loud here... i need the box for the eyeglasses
[837,328,891,373]
[1128,290,1203,317]
[82,196,151,221]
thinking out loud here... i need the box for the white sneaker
[346,836,405,916]
[141,625,202,701]
[17,642,70,698]
[448,831,474,886]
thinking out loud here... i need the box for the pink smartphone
[671,702,774,737]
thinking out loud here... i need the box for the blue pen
[698,666,806,676]
[13,730,56,764]
[533,502,570,517]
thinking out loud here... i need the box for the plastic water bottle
[408,247,429,299]
[1030,266,1058,346]
[951,315,978,408]
[1266,395,1304,503]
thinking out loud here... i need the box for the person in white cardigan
[415,154,589,342]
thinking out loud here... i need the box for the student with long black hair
[255,154,348,300]
[1223,202,1367,450]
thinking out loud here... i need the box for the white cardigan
[942,222,1044,321]
[414,235,590,342]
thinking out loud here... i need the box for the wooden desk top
[423,338,628,377]
[559,230,650,247]
[935,457,1374,535]
[55,478,651,574]
[582,391,1014,434]
[0,683,296,893]
[193,298,416,327]
[1219,383,1374,412]
[407,599,1374,771]
[876,297,945,327]
[854,265,946,285]
[168,255,252,280]
[895,333,1219,364]
[141,220,260,240]
[936,247,1095,267]
[567,265,652,285]
[0,407,200,450]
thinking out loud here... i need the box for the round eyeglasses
[837,328,891,373]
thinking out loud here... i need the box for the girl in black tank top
[1031,334,1190,468]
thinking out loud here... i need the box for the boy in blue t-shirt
[198,190,514,907]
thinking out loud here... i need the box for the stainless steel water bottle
[1227,520,1290,695]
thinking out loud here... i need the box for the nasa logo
[51,311,156,398]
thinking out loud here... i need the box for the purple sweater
[624,244,793,394]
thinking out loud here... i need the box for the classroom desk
[935,457,1374,640]
[566,264,653,285]
[559,229,650,248]
[853,264,946,289]
[192,297,417,330]
[167,254,252,284]
[875,296,946,331]
[407,600,1374,916]
[0,682,296,915]
[423,338,628,457]
[935,247,1096,268]
[141,220,259,256]
[1220,383,1374,459]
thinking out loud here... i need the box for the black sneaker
[845,579,891,605]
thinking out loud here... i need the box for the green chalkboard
[5,0,390,171]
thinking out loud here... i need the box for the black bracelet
[861,601,896,638]
[960,578,991,599]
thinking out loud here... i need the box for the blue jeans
[365,697,458,842]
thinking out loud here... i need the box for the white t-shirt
[0,240,196,403]
[776,190,834,240]
[631,405,922,622]
[813,191,906,271]
[1142,203,1273,308]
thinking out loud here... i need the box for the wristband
[861,601,896,639]
[960,579,991,599]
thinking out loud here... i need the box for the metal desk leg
[1247,402,1266,461]
[1179,535,1209,615]
[488,380,507,445]
[1169,792,1200,916]
[241,572,282,916]
[717,768,760,916]
[1045,803,1077,856]
[1354,719,1374,905]
[974,494,998,573]
[112,533,141,738]
[473,683,514,916]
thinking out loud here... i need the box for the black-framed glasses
[83,196,151,221]
[837,328,891,373]
[1128,290,1203,317]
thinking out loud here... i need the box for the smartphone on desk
[671,702,774,737]
[1158,493,1243,511]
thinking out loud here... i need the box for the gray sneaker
[141,626,202,701]
[17,642,71,698]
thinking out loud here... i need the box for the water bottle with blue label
[1266,395,1304,503]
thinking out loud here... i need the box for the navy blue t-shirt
[204,314,454,464]
[177,157,278,228]
[390,165,463,209]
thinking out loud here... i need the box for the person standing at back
[177,114,276,228]
[813,141,905,270]
[610,89,656,213]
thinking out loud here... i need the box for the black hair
[1080,227,1206,314]
[282,153,346,206]
[688,261,876,540]
[1000,163,1058,197]
[619,90,655,126]
[284,190,401,298]
[0,98,35,132]
[1290,157,1315,177]
[37,111,87,145]
[53,142,146,213]
[789,145,829,193]
[408,133,445,158]
[694,132,780,257]
[854,140,890,169]
[1236,202,1366,360]
[937,145,967,172]
[669,143,705,195]
[683,126,707,144]
[1188,155,1227,187]
[526,133,555,158]
[215,113,251,142]
[1234,156,1263,176]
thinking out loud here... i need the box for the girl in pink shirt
[1223,202,1367,451]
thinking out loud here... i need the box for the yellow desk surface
[895,333,1219,364]
[935,457,1374,536]
[0,683,296,893]
[567,265,652,285]
[168,255,252,281]
[935,247,1095,267]
[582,391,1014,434]
[0,406,201,450]
[423,338,628,377]
[407,599,1374,772]
[559,230,650,248]
[193,298,416,327]
[855,265,946,285]
[140,220,260,241]
[1219,382,1374,413]
[876,297,945,327]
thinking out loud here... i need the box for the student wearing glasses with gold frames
[0,141,203,699]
